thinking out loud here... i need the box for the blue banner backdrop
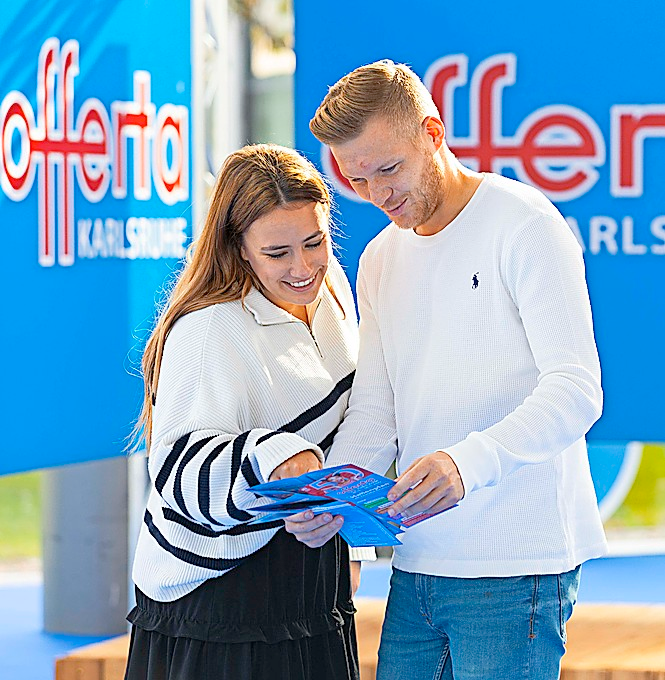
[294,0,665,442]
[0,0,192,474]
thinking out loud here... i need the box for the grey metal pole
[42,456,128,636]
[127,451,149,615]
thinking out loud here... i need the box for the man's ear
[422,116,445,151]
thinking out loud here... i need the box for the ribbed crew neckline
[401,173,489,246]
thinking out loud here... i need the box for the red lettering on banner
[153,106,189,205]
[425,54,605,201]
[326,55,665,207]
[1,95,35,196]
[0,37,189,267]
[322,53,608,203]
[611,105,665,197]
[112,71,155,201]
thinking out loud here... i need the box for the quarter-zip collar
[243,286,322,327]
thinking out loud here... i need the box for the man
[285,60,607,679]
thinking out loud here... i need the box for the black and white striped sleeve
[148,427,323,528]
[146,307,327,528]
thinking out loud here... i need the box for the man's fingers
[427,496,459,515]
[387,451,464,516]
[393,488,456,517]
[388,485,434,516]
[388,477,435,515]
[387,461,427,500]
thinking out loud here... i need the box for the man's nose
[367,180,392,208]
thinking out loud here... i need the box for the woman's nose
[290,250,313,277]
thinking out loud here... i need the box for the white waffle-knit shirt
[327,173,608,577]
[132,257,361,602]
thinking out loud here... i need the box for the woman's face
[241,201,331,318]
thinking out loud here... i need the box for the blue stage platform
[0,576,112,680]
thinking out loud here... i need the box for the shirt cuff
[255,432,324,482]
[349,547,377,561]
[445,432,501,495]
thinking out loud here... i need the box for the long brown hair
[131,144,331,452]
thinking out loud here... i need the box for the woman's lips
[284,271,318,291]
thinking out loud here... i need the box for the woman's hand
[283,510,343,548]
[269,450,321,481]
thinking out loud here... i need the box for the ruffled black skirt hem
[124,609,359,680]
[127,602,354,645]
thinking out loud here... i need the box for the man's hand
[387,450,464,517]
[269,450,321,481]
[283,509,344,548]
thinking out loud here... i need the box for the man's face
[330,115,446,233]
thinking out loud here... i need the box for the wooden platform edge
[55,602,665,680]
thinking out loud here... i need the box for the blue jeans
[377,566,581,680]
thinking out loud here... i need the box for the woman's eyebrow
[261,230,324,251]
[261,244,290,252]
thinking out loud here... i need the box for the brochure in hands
[248,464,448,547]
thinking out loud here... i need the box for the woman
[125,144,361,680]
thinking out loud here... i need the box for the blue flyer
[249,464,452,547]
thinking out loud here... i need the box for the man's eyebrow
[343,159,400,180]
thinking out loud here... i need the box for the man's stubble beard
[389,156,446,231]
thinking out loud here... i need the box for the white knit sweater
[327,173,608,577]
[132,258,359,602]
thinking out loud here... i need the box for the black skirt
[124,529,359,680]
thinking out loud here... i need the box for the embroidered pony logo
[472,272,480,289]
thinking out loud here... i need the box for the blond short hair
[310,60,439,145]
